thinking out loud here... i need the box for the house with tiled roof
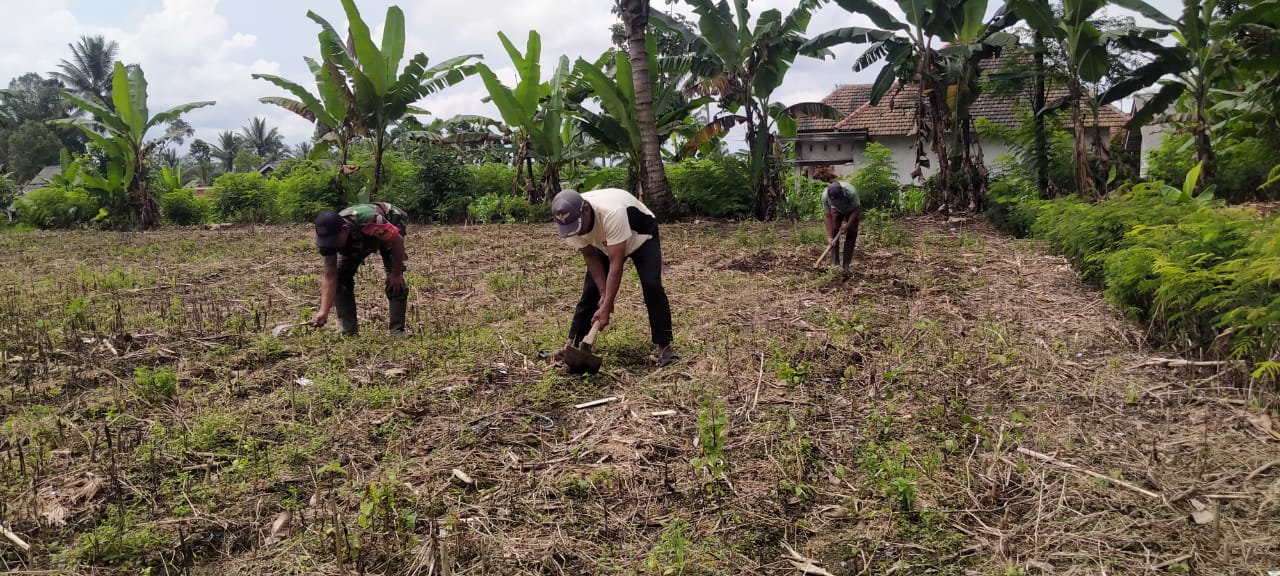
[795,57,1135,185]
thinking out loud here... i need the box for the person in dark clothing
[551,188,678,368]
[823,181,863,274]
[310,202,409,335]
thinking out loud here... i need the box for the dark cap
[826,181,845,199]
[552,189,585,237]
[314,210,345,253]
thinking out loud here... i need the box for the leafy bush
[382,144,475,222]
[779,172,828,221]
[159,189,211,226]
[578,166,630,191]
[0,173,17,214]
[272,160,342,222]
[900,185,925,214]
[1011,181,1280,374]
[211,172,275,223]
[984,177,1044,237]
[469,163,518,198]
[467,193,550,223]
[668,156,751,218]
[850,142,899,211]
[15,185,99,229]
[1148,133,1280,203]
[977,112,1077,195]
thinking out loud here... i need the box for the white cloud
[0,0,1188,154]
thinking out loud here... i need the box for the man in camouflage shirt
[310,202,409,335]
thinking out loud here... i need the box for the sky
[0,0,1184,152]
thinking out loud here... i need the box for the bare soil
[0,218,1276,575]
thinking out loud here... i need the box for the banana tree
[260,0,479,201]
[55,62,213,229]
[806,0,1018,212]
[255,50,360,168]
[652,0,838,220]
[1100,0,1236,192]
[475,30,573,203]
[1010,0,1173,196]
[573,42,712,195]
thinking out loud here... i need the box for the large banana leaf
[1124,81,1184,128]
[253,75,336,127]
[340,0,388,95]
[686,0,741,68]
[801,27,899,54]
[146,102,215,134]
[1110,0,1176,26]
[832,0,909,32]
[677,114,747,158]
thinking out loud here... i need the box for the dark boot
[336,288,358,335]
[830,239,842,269]
[387,285,408,334]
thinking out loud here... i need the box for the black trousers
[335,246,408,334]
[569,234,673,347]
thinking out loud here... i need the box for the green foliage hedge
[850,142,899,211]
[1148,133,1280,203]
[159,189,212,226]
[211,172,275,224]
[15,185,99,229]
[990,179,1280,375]
[667,156,751,218]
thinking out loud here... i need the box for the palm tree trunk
[620,0,677,220]
[1032,32,1050,198]
[1070,78,1094,197]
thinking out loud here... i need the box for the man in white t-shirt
[551,188,678,367]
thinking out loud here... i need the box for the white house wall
[829,131,1111,186]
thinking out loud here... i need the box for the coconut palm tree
[211,131,243,173]
[50,35,120,110]
[616,0,677,219]
[242,117,285,162]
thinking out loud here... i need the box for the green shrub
[272,160,342,222]
[134,365,178,404]
[15,185,99,229]
[1033,186,1197,283]
[382,144,474,222]
[668,156,752,218]
[159,189,210,226]
[0,173,17,214]
[1148,133,1280,203]
[1022,183,1280,373]
[984,177,1044,237]
[579,166,630,191]
[467,193,549,223]
[900,185,925,214]
[469,163,518,198]
[850,142,899,211]
[779,172,827,221]
[211,172,275,223]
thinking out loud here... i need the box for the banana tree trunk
[541,162,561,202]
[621,0,677,220]
[1069,79,1095,197]
[1193,86,1215,194]
[371,130,385,202]
[1032,32,1050,198]
[136,160,159,230]
[1090,103,1109,192]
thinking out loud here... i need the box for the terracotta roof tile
[797,84,874,132]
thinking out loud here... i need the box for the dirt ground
[0,217,1277,575]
